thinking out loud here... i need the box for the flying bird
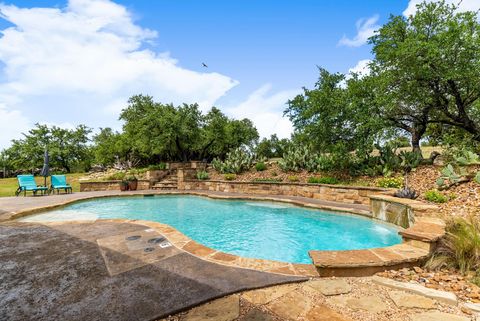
[202,62,208,68]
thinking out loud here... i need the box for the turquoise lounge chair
[50,175,72,194]
[15,175,49,196]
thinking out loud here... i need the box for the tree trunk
[411,131,423,156]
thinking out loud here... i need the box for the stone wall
[80,180,150,192]
[179,179,387,206]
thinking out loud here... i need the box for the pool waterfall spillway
[370,197,415,229]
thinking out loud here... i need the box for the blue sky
[0,0,474,149]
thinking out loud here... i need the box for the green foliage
[118,95,258,164]
[148,163,167,170]
[436,164,464,188]
[196,170,209,180]
[255,134,291,159]
[92,128,131,167]
[270,171,278,177]
[475,172,480,184]
[455,150,480,166]
[278,145,311,172]
[424,190,449,203]
[370,1,480,146]
[307,176,339,185]
[255,162,267,171]
[4,123,92,173]
[107,172,126,181]
[212,148,254,174]
[287,175,299,182]
[252,178,283,183]
[224,173,236,181]
[377,177,403,188]
[125,175,137,181]
[285,68,384,156]
[428,217,480,274]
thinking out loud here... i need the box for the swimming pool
[20,195,402,263]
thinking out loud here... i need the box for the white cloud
[403,0,480,17]
[0,105,30,148]
[226,84,300,139]
[338,15,380,47]
[0,0,238,148]
[348,59,371,77]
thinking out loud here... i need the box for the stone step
[153,183,177,187]
[309,243,429,277]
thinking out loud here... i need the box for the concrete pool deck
[0,220,306,321]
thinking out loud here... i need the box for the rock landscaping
[159,277,475,321]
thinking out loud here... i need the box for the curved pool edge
[1,190,446,277]
[4,190,373,222]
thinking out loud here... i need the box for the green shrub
[287,175,299,182]
[377,176,403,188]
[252,178,283,183]
[107,172,126,180]
[212,148,254,174]
[224,173,236,181]
[196,170,209,180]
[255,162,267,171]
[427,217,480,274]
[148,163,167,170]
[271,171,278,177]
[125,175,137,181]
[307,176,339,184]
[424,190,449,203]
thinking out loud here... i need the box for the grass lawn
[0,173,84,197]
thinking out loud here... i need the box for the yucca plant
[427,217,480,274]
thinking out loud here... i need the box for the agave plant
[393,187,418,199]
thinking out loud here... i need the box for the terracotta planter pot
[119,182,129,191]
[128,180,138,191]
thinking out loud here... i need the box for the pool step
[309,244,430,277]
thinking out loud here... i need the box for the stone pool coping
[0,190,446,277]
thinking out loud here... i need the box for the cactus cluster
[212,148,254,174]
[436,150,480,189]
[278,146,332,172]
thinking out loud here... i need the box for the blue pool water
[20,195,402,263]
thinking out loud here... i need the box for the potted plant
[126,175,138,191]
[119,180,129,191]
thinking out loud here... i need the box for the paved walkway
[0,220,304,321]
[160,278,474,321]
[0,189,370,222]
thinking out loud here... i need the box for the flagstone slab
[266,290,312,320]
[183,295,240,321]
[463,302,480,313]
[388,290,436,309]
[409,311,470,321]
[306,279,352,296]
[340,295,388,313]
[372,276,458,305]
[305,305,353,321]
[240,308,273,321]
[241,284,298,305]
